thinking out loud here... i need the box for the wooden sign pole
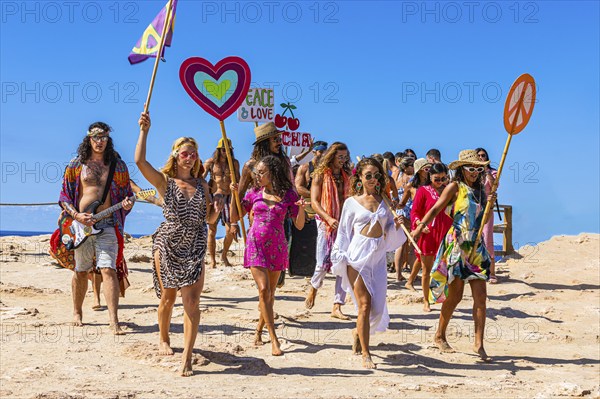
[219,120,247,244]
[143,0,173,113]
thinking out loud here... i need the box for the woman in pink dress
[410,163,453,312]
[231,155,307,356]
[476,148,499,283]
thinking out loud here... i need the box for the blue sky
[1,1,598,246]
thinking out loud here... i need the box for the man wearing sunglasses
[59,122,134,335]
[203,138,241,268]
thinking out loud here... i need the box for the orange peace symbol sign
[503,73,536,135]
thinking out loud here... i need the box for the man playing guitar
[59,122,134,335]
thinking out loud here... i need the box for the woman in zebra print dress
[135,112,222,376]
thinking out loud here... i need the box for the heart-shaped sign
[179,56,251,121]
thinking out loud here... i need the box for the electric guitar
[59,189,156,250]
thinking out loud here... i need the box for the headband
[87,127,107,137]
[313,145,327,152]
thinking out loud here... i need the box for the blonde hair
[312,142,350,178]
[161,137,203,178]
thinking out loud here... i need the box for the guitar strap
[100,159,117,206]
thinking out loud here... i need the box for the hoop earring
[375,182,381,194]
[356,181,363,191]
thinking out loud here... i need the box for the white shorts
[74,227,118,272]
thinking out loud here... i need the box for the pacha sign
[237,88,274,122]
[282,131,312,148]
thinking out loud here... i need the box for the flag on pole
[128,0,178,65]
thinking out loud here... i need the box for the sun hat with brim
[217,137,233,149]
[413,158,432,174]
[448,149,490,170]
[253,122,282,145]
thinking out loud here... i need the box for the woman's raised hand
[138,111,151,133]
[230,182,239,193]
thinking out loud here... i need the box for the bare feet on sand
[110,323,125,335]
[352,329,362,355]
[331,305,351,320]
[210,259,217,269]
[180,359,193,377]
[159,341,174,355]
[423,301,431,312]
[434,336,455,353]
[91,304,102,311]
[305,287,317,309]
[362,354,377,369]
[254,331,265,346]
[474,345,492,362]
[221,255,232,267]
[271,339,283,356]
[405,282,416,291]
[72,313,83,327]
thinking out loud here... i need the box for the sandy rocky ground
[0,233,598,399]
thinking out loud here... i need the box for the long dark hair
[350,157,387,196]
[453,167,487,206]
[425,163,449,185]
[259,155,292,197]
[411,169,428,189]
[475,147,496,171]
[212,147,236,163]
[251,139,290,182]
[77,122,117,165]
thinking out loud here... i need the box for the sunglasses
[179,151,198,160]
[252,169,268,177]
[271,136,282,143]
[463,166,484,173]
[337,155,350,162]
[432,176,449,183]
[91,135,109,143]
[363,172,382,181]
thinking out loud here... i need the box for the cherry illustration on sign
[274,102,300,131]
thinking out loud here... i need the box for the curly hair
[453,167,487,206]
[350,157,387,196]
[251,139,290,182]
[77,122,117,165]
[258,155,292,197]
[312,142,350,178]
[161,137,204,178]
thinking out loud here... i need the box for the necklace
[332,172,342,184]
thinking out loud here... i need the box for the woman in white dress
[331,158,406,369]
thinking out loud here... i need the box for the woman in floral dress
[231,155,307,356]
[412,150,496,362]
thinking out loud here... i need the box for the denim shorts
[74,226,118,272]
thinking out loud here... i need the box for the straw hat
[216,137,233,149]
[448,149,490,170]
[413,158,432,174]
[253,122,281,145]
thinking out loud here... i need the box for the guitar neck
[93,194,135,221]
